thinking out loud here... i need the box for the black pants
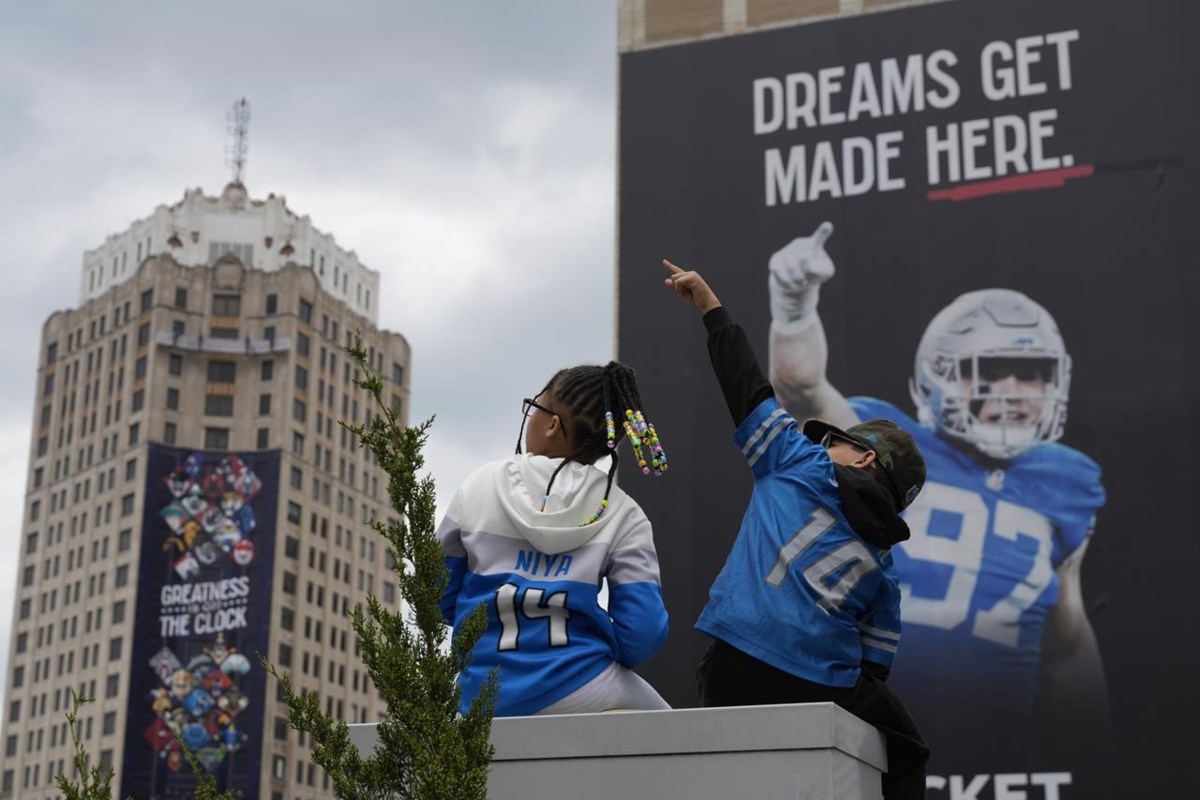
[698,639,929,800]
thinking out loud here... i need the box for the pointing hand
[767,221,835,323]
[662,260,722,315]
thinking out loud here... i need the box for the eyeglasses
[821,431,868,452]
[514,396,562,455]
[522,397,558,418]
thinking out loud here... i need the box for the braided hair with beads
[536,361,669,526]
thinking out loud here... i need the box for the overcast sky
[0,1,620,722]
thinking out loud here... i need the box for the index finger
[811,221,834,248]
[662,259,685,276]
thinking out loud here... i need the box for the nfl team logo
[232,538,255,566]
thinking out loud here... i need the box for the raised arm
[661,261,772,428]
[767,222,859,429]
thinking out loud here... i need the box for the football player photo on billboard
[766,221,1111,768]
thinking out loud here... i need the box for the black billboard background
[617,0,1199,796]
[120,446,279,800]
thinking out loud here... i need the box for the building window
[128,423,139,446]
[284,537,299,559]
[109,637,123,661]
[293,399,307,424]
[258,394,271,415]
[102,711,116,736]
[205,395,234,416]
[392,363,404,384]
[140,289,153,312]
[282,573,296,596]
[125,458,137,480]
[299,299,313,324]
[166,388,179,410]
[115,565,129,587]
[206,361,236,382]
[287,501,302,524]
[292,432,304,456]
[261,360,274,380]
[121,493,135,516]
[132,389,144,412]
[47,341,58,363]
[212,294,241,316]
[210,326,239,340]
[256,428,269,449]
[106,674,120,697]
[168,354,183,376]
[118,528,132,552]
[204,428,230,450]
[174,287,187,309]
[266,293,278,314]
[112,600,126,625]
[43,372,54,396]
[164,422,177,444]
[172,319,185,337]
[290,467,303,490]
[137,323,150,347]
[295,365,308,391]
[134,357,147,379]
[296,332,310,357]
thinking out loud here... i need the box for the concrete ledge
[349,702,886,799]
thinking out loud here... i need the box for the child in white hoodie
[436,362,671,716]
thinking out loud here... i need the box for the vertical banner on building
[121,445,279,800]
[618,0,1198,797]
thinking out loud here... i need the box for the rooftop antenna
[225,98,251,185]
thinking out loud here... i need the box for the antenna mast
[225,98,251,185]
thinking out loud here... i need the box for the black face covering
[832,464,911,549]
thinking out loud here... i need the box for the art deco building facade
[2,182,411,800]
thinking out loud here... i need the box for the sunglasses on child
[821,431,869,452]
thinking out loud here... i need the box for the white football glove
[768,221,835,324]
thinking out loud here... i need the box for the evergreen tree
[265,333,497,799]
[56,688,235,800]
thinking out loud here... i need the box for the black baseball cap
[803,418,926,510]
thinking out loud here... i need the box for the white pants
[536,662,671,715]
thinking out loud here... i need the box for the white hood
[494,454,623,554]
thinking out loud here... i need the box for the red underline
[926,164,1096,202]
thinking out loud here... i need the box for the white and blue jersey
[849,397,1105,719]
[437,454,669,717]
[696,397,903,688]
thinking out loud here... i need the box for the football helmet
[909,289,1070,460]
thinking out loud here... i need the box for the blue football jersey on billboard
[849,397,1105,720]
[696,398,903,688]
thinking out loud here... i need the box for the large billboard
[120,445,280,800]
[618,0,1198,797]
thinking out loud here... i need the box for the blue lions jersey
[849,397,1105,726]
[696,398,903,688]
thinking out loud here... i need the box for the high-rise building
[2,180,411,800]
